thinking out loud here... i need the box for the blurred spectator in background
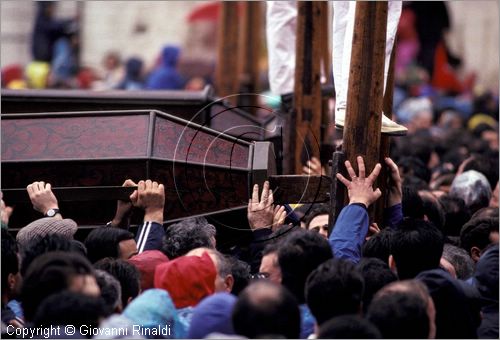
[146,45,184,90]
[49,29,80,88]
[92,51,125,90]
[28,2,78,90]
[185,76,207,91]
[117,57,145,90]
[1,65,26,89]
[31,2,77,63]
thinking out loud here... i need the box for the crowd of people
[1,128,499,338]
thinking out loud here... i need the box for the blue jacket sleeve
[384,203,403,228]
[329,204,369,264]
[136,221,165,253]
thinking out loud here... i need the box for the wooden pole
[374,41,397,225]
[292,2,323,174]
[319,2,333,158]
[215,2,241,100]
[341,2,388,217]
[237,2,262,113]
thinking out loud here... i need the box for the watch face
[46,209,57,217]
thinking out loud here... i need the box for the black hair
[33,291,106,328]
[471,207,499,220]
[362,228,395,263]
[162,217,215,259]
[399,133,435,166]
[248,225,298,275]
[277,229,333,303]
[390,218,444,279]
[304,204,330,229]
[441,148,470,171]
[367,290,430,339]
[318,315,381,339]
[84,227,135,264]
[460,217,499,255]
[227,256,250,296]
[438,195,471,236]
[33,291,106,330]
[403,176,429,191]
[232,280,300,339]
[70,240,88,258]
[305,258,364,326]
[21,251,94,321]
[402,186,425,219]
[473,91,499,117]
[399,157,431,184]
[262,240,281,257]
[20,233,73,276]
[356,257,397,313]
[94,257,140,308]
[94,269,122,316]
[1,229,19,295]
[419,191,446,231]
[436,130,471,164]
[472,123,496,138]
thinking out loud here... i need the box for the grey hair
[450,170,492,214]
[94,269,122,312]
[162,217,216,259]
[442,244,475,280]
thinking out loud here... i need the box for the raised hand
[302,157,326,176]
[247,181,275,230]
[110,179,137,228]
[336,156,382,208]
[385,157,402,207]
[272,204,287,232]
[131,179,165,224]
[26,181,60,217]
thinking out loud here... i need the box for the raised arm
[383,157,403,228]
[131,179,166,253]
[330,156,382,263]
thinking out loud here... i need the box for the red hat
[154,252,216,309]
[128,250,169,290]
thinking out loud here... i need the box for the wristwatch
[45,208,60,217]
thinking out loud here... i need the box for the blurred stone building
[1,1,498,90]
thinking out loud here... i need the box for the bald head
[232,281,300,339]
[368,280,435,339]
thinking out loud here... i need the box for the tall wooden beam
[292,2,323,174]
[375,41,397,224]
[341,2,388,217]
[237,2,262,113]
[215,2,241,99]
[319,2,333,151]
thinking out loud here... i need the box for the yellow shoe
[335,108,408,136]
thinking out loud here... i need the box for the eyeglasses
[250,272,270,280]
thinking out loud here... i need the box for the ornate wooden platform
[1,87,275,141]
